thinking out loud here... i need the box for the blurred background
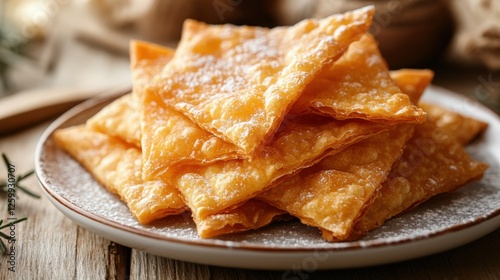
[1,0,499,113]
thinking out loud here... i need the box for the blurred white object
[4,0,65,40]
[447,0,500,70]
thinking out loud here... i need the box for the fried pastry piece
[124,95,289,236]
[55,125,288,236]
[390,69,434,104]
[130,40,174,69]
[290,35,426,124]
[86,93,142,147]
[79,42,282,235]
[149,7,374,154]
[53,125,187,224]
[141,90,241,180]
[88,40,241,171]
[128,42,241,177]
[194,200,289,238]
[170,114,389,220]
[86,41,175,147]
[419,102,488,145]
[130,40,175,94]
[259,125,414,241]
[131,40,241,174]
[345,120,489,240]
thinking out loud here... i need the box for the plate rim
[39,182,500,269]
[34,85,500,268]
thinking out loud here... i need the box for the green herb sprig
[0,153,39,255]
[1,153,40,199]
[0,217,27,254]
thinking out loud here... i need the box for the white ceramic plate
[35,85,500,270]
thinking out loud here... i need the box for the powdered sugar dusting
[36,95,500,251]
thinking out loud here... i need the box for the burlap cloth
[79,0,500,70]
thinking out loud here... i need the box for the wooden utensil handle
[0,85,130,135]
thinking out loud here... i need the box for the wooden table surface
[1,5,500,278]
[0,119,499,279]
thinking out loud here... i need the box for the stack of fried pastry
[54,6,489,241]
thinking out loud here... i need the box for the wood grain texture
[130,251,210,280]
[1,6,497,277]
[0,124,79,279]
